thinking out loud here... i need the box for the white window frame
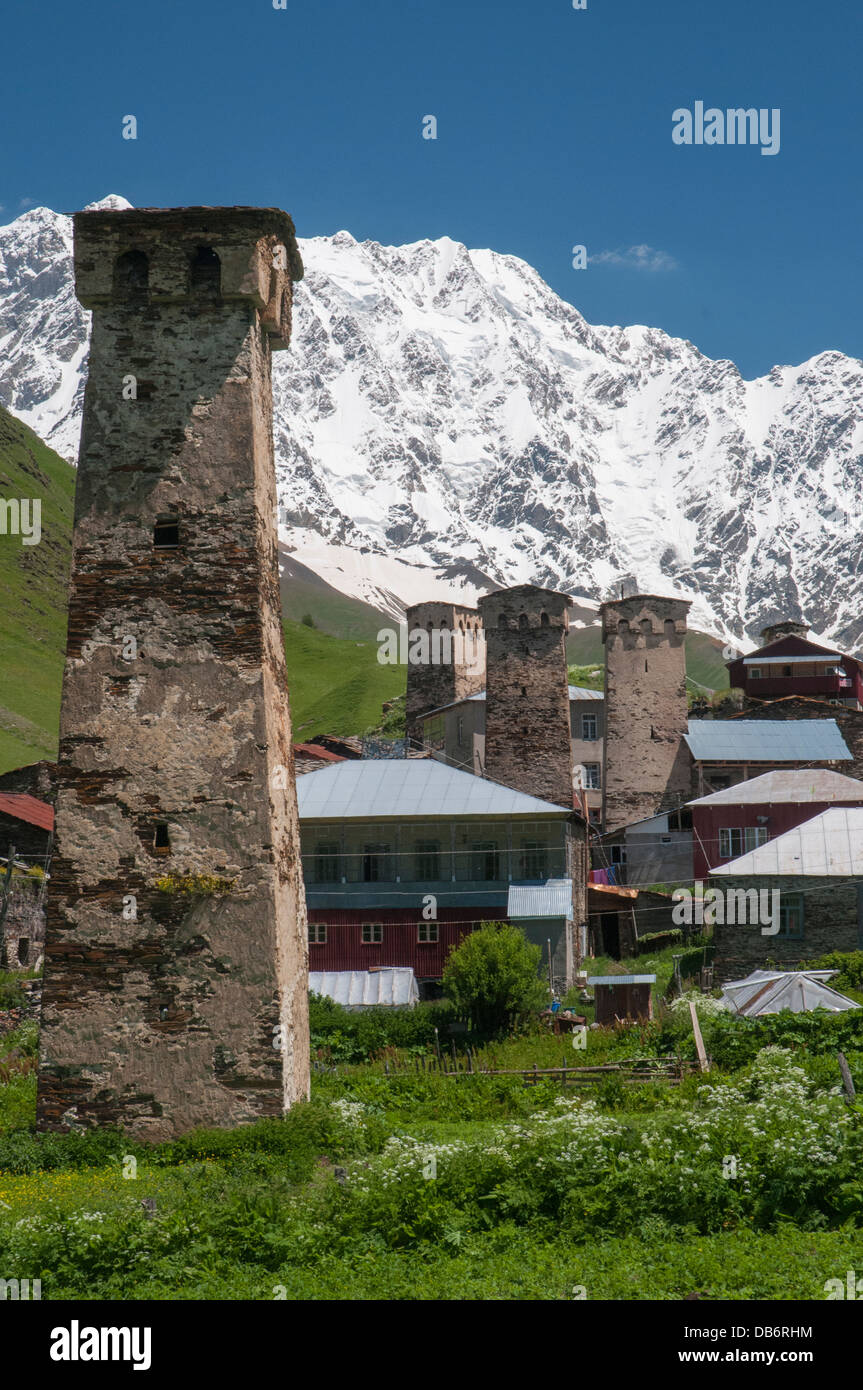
[361,923,383,945]
[308,922,327,944]
[417,921,439,943]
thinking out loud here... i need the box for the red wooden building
[726,622,863,708]
[689,768,863,879]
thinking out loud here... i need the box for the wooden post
[0,845,16,973]
[467,1048,473,1074]
[688,1001,709,1073]
[838,1051,856,1104]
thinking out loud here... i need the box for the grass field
[283,617,404,739]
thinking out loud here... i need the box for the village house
[0,790,53,970]
[689,768,863,880]
[726,620,863,709]
[296,757,588,994]
[710,805,863,980]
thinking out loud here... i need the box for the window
[114,249,149,302]
[609,845,626,865]
[581,713,597,741]
[418,921,439,943]
[190,246,221,296]
[362,923,383,944]
[472,842,500,881]
[415,840,440,880]
[153,822,170,853]
[749,667,761,679]
[314,843,340,884]
[521,841,548,878]
[362,844,391,882]
[584,763,601,789]
[17,938,29,965]
[308,923,327,944]
[720,827,767,858]
[456,716,465,746]
[154,518,180,548]
[778,894,804,939]
[588,807,602,824]
[782,666,792,678]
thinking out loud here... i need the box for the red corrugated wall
[307,907,489,977]
[693,798,863,878]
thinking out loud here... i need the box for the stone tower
[405,602,485,749]
[760,619,809,645]
[479,585,573,807]
[601,593,691,832]
[36,206,310,1139]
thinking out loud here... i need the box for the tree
[442,921,547,1037]
[300,613,316,628]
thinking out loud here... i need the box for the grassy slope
[0,407,74,770]
[283,618,404,739]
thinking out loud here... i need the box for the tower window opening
[114,249,149,303]
[498,613,509,629]
[154,517,180,548]
[519,613,529,629]
[153,822,171,852]
[190,246,221,296]
[540,612,549,627]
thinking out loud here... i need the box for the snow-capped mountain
[2,196,862,648]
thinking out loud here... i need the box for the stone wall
[36,207,310,1139]
[405,602,485,748]
[601,594,691,831]
[711,873,862,981]
[479,585,574,809]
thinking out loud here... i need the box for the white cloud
[590,244,679,272]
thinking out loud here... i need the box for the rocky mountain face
[1,196,861,648]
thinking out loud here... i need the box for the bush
[442,921,547,1037]
[309,993,456,1063]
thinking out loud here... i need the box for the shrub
[442,921,547,1037]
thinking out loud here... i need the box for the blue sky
[3,0,860,377]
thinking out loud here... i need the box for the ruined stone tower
[601,593,691,832]
[478,586,573,807]
[405,602,485,749]
[36,207,310,1139]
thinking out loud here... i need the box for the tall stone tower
[36,207,310,1139]
[601,593,691,832]
[405,602,485,749]
[479,585,573,807]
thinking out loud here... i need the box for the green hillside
[0,407,74,771]
[567,624,730,693]
[283,618,404,739]
[278,549,391,641]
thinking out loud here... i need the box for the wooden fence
[384,1050,702,1085]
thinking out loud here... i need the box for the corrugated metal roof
[689,768,863,807]
[685,719,851,763]
[309,968,419,1007]
[587,974,656,986]
[711,805,863,876]
[297,758,571,820]
[0,793,54,832]
[743,654,840,665]
[720,968,859,1016]
[423,684,603,718]
[508,879,573,918]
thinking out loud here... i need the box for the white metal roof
[309,968,420,1007]
[689,768,863,807]
[743,654,841,665]
[720,969,859,1016]
[587,975,656,986]
[297,757,571,820]
[685,719,851,763]
[508,879,573,918]
[711,805,863,876]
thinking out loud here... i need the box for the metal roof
[720,969,859,1016]
[587,975,656,986]
[508,879,573,918]
[689,768,863,807]
[423,684,603,718]
[743,654,841,665]
[0,793,54,832]
[711,805,863,876]
[309,968,419,1007]
[685,719,851,764]
[297,758,572,820]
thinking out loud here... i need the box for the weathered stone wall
[601,594,691,831]
[35,207,310,1139]
[711,874,862,982]
[479,586,573,808]
[405,602,485,748]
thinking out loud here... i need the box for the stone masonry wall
[405,602,485,748]
[35,207,310,1139]
[711,874,861,982]
[602,594,692,832]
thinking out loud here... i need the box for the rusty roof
[0,793,54,832]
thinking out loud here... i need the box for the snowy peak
[0,197,862,649]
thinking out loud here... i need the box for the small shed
[587,974,656,1024]
[309,966,419,1009]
